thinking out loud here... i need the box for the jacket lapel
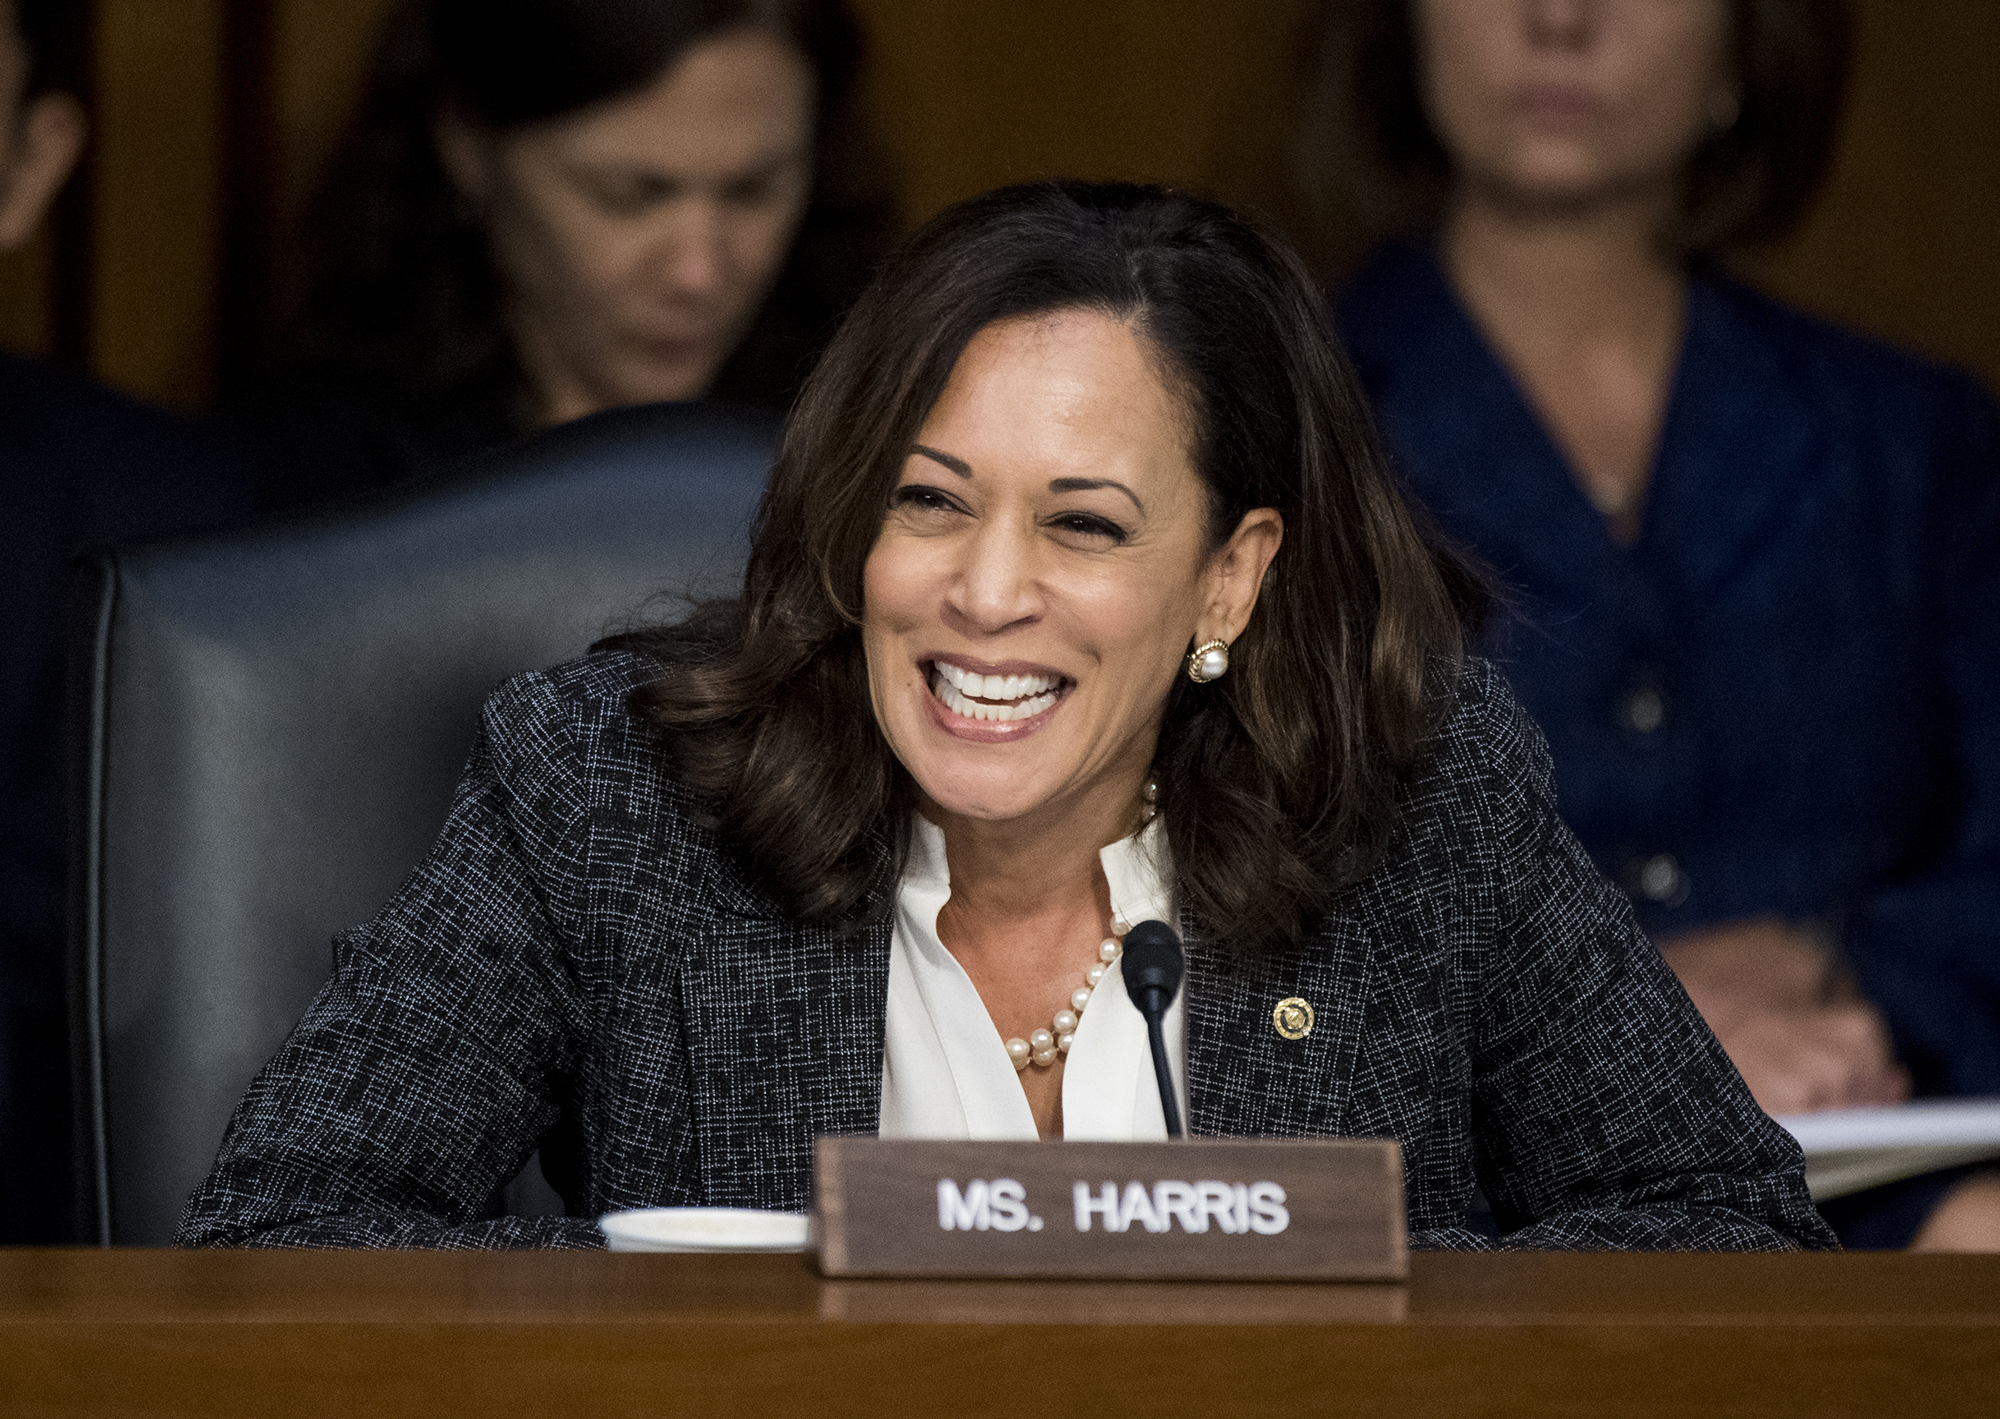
[1640,278,1824,597]
[1371,254,1825,615]
[1365,247,1627,610]
[677,852,1382,1189]
[1184,906,1374,1138]
[680,864,890,1209]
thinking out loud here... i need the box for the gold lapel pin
[1273,997,1314,1040]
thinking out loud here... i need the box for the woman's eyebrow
[911,444,971,478]
[562,144,808,193]
[1050,476,1145,514]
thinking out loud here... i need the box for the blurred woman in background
[1312,0,2000,1248]
[238,0,897,509]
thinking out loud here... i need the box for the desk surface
[3,1249,1996,1417]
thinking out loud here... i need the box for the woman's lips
[1513,83,1604,131]
[922,658,1072,742]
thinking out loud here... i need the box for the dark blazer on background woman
[1337,240,2000,1104]
[180,649,1833,1253]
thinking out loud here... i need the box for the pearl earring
[1187,639,1229,683]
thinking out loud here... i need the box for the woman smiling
[182,182,1830,1251]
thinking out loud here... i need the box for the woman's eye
[721,176,781,208]
[587,178,672,216]
[1049,512,1128,543]
[889,485,964,515]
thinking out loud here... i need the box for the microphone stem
[1143,1006,1183,1139]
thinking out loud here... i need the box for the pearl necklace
[1007,928,1127,1072]
[1004,777,1157,1073]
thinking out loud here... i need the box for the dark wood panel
[9,1322,1990,1418]
[1,1251,1996,1418]
[848,0,1323,220]
[0,223,54,356]
[1741,0,2000,391]
[8,1249,1997,1324]
[60,0,2000,409]
[85,0,228,410]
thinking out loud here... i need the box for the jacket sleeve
[1450,667,1837,1251]
[1848,375,2000,1097]
[178,670,608,1249]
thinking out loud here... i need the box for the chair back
[70,402,775,1243]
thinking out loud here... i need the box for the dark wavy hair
[284,0,897,415]
[1299,0,1854,253]
[610,180,1472,956]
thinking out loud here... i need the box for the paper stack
[1776,1098,2000,1200]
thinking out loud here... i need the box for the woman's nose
[944,519,1041,635]
[1525,0,1595,48]
[653,201,728,299]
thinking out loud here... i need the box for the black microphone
[1122,919,1185,1139]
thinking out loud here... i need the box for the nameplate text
[814,1137,1405,1280]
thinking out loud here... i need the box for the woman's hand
[1660,917,1911,1115]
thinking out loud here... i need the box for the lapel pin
[1273,997,1314,1040]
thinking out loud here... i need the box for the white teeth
[931,662,1057,704]
[930,666,1061,723]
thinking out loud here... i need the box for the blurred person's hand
[1660,916,1910,1115]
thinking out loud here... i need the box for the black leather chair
[69,402,776,1244]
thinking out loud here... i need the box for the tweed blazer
[180,649,1833,1251]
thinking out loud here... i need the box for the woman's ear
[1196,507,1284,646]
[0,91,85,251]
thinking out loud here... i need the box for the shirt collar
[906,811,1172,925]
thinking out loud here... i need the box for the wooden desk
[2,1249,1995,1417]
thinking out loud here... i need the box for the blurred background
[2,0,1995,412]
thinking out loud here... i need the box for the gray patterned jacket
[179,650,1834,1251]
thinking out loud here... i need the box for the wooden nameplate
[813,1137,1406,1281]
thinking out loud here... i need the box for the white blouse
[878,814,1188,1140]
